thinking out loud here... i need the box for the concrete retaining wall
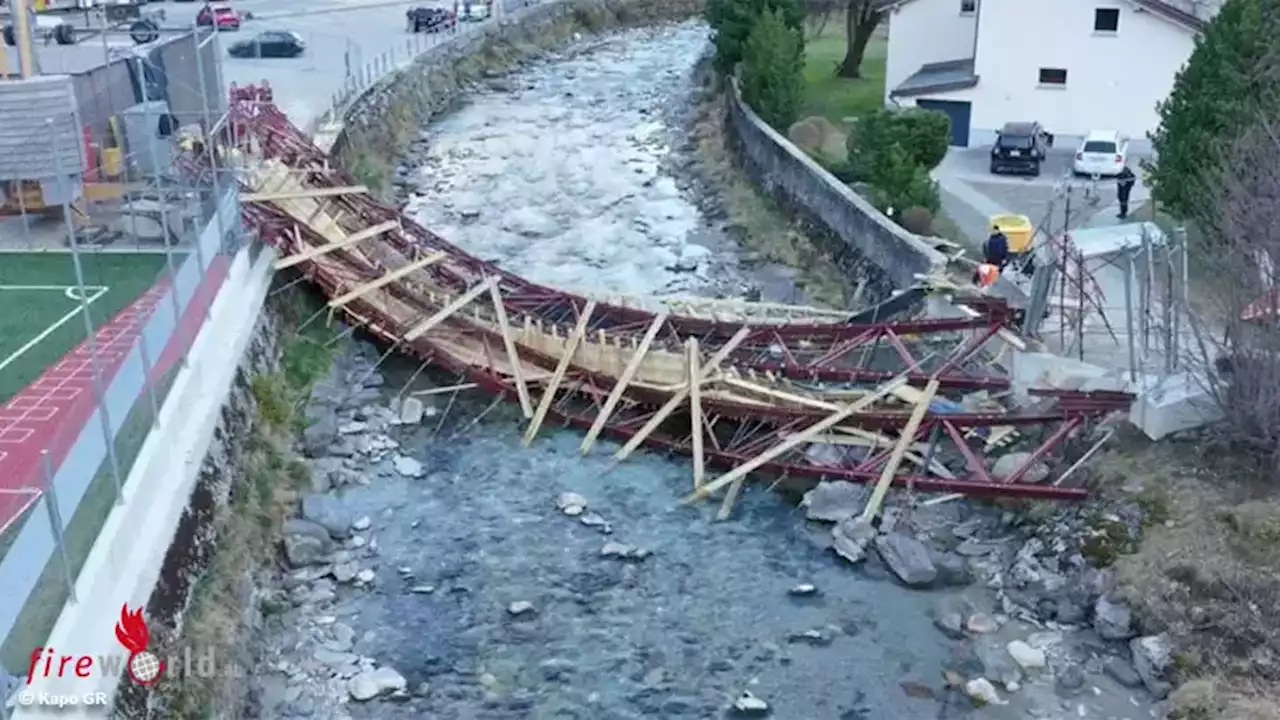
[722,78,946,298]
[332,0,704,187]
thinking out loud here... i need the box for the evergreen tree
[706,0,803,74]
[740,7,805,130]
[1147,0,1275,221]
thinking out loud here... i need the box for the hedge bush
[740,8,804,131]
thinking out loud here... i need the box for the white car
[1073,130,1129,178]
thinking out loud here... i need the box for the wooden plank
[683,376,909,503]
[688,338,705,490]
[859,379,940,522]
[328,251,447,308]
[242,185,368,203]
[489,281,534,419]
[579,312,668,454]
[613,326,753,461]
[274,220,397,270]
[523,300,597,447]
[404,277,499,341]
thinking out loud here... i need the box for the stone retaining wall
[334,0,704,188]
[723,78,946,297]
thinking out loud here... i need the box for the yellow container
[101,147,124,178]
[989,213,1034,254]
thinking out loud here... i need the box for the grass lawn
[0,253,173,402]
[800,25,888,124]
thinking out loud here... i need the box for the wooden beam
[859,379,940,522]
[328,251,447,308]
[242,185,368,203]
[274,220,397,270]
[580,312,668,454]
[614,326,753,461]
[489,280,534,419]
[523,301,596,447]
[404,277,499,341]
[683,376,909,503]
[688,337,705,490]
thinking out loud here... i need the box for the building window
[1094,7,1120,32]
[1038,67,1068,86]
[960,0,976,13]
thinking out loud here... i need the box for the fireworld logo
[27,604,167,686]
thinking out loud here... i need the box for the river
[253,21,1161,720]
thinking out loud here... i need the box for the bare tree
[1182,117,1280,471]
[836,0,889,78]
[804,0,839,40]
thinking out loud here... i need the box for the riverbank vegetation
[705,0,952,234]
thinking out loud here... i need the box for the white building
[883,0,1216,150]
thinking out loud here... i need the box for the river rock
[507,601,536,616]
[1006,640,1046,670]
[1130,633,1174,699]
[302,416,339,457]
[348,667,407,701]
[1103,656,1144,688]
[963,678,1005,706]
[801,481,866,522]
[301,495,354,539]
[874,533,937,587]
[831,516,876,564]
[731,690,769,715]
[1094,595,1136,640]
[398,397,425,424]
[393,455,426,478]
[282,519,332,567]
[556,492,588,516]
[991,451,1050,483]
[600,541,650,560]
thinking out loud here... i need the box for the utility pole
[11,0,36,78]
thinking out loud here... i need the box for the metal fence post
[195,23,225,306]
[55,121,125,505]
[138,329,161,428]
[41,450,77,603]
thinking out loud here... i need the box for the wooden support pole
[523,301,596,446]
[404,276,499,341]
[683,376,909,503]
[614,326,753,461]
[858,379,940,522]
[274,220,397,270]
[242,185,369,203]
[489,280,534,419]
[688,337,705,490]
[328,251,447,308]
[580,312,668,454]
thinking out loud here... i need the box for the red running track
[0,255,230,534]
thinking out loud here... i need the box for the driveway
[935,147,1153,248]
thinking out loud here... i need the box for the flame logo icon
[114,604,165,685]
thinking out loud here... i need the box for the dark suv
[989,121,1053,176]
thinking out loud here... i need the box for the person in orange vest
[974,263,1000,288]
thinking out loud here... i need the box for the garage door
[916,99,972,148]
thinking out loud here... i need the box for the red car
[196,5,241,30]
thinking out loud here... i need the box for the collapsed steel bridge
[201,83,1133,514]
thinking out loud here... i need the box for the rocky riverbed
[395,21,759,300]
[246,342,1171,720]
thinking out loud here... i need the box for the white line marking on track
[0,287,109,375]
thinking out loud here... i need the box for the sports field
[0,253,173,403]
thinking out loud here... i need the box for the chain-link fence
[0,25,242,687]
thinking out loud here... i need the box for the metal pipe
[41,450,77,602]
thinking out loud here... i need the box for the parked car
[1073,130,1129,178]
[989,121,1053,176]
[227,30,306,58]
[459,1,491,21]
[196,4,241,30]
[407,6,455,32]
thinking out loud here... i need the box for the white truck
[458,0,491,21]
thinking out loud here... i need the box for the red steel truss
[215,83,1133,503]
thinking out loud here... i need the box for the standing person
[1116,165,1136,220]
[983,225,1010,270]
